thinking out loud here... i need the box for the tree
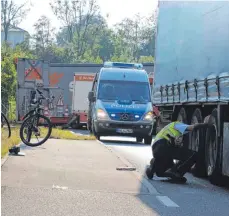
[138,56,154,63]
[98,29,115,61]
[114,14,146,61]
[1,42,35,110]
[139,12,156,57]
[114,12,156,61]
[1,0,30,41]
[33,15,56,60]
[50,0,105,59]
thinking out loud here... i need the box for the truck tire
[152,116,162,135]
[177,107,188,123]
[205,109,223,186]
[136,137,143,143]
[190,108,207,177]
[144,135,153,145]
[176,107,189,148]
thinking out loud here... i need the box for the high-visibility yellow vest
[154,122,182,143]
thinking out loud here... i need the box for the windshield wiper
[100,98,115,102]
[132,100,148,104]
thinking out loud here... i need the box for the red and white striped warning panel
[43,106,50,117]
[64,106,69,117]
[56,95,64,106]
[74,74,95,81]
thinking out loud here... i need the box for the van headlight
[97,108,109,120]
[143,111,153,121]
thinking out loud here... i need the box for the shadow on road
[102,139,150,147]
[19,143,46,150]
[69,128,90,135]
[136,164,229,216]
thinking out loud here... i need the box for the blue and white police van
[87,62,154,144]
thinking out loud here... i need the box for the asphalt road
[72,129,229,216]
[99,136,229,216]
[2,128,229,216]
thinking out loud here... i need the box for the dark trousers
[151,139,197,177]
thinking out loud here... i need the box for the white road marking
[101,136,136,142]
[156,196,179,207]
[52,185,68,190]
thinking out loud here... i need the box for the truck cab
[87,62,154,144]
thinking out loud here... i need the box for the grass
[41,127,96,140]
[1,126,95,158]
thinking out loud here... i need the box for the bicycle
[1,112,11,138]
[19,88,54,147]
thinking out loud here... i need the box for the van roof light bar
[103,62,143,69]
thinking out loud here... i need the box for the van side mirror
[88,91,96,102]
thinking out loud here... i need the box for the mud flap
[223,122,229,176]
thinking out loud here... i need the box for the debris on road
[116,167,136,171]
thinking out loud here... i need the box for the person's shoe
[146,166,154,180]
[150,158,155,166]
[164,168,183,178]
[170,176,187,183]
[164,169,187,183]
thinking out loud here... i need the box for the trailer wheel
[152,116,163,135]
[205,109,223,185]
[176,107,189,148]
[70,116,80,129]
[71,122,80,129]
[177,107,188,123]
[190,108,207,177]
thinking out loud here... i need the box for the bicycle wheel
[1,112,11,138]
[20,114,52,147]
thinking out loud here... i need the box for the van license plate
[116,129,133,134]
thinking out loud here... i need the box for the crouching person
[146,121,211,183]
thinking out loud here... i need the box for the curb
[1,154,9,167]
[1,143,24,167]
[96,140,160,195]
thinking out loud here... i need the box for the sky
[18,0,158,35]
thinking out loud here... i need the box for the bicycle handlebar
[34,88,55,103]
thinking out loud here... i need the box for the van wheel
[205,109,223,186]
[92,121,100,140]
[144,135,153,145]
[87,120,92,133]
[96,135,101,141]
[190,108,207,178]
[136,137,143,143]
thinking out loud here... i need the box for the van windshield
[97,80,151,102]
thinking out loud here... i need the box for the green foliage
[47,1,156,63]
[1,42,35,111]
[1,7,156,111]
[138,56,154,63]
